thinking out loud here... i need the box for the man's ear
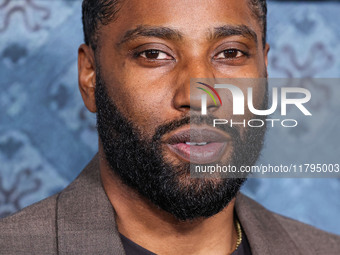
[78,44,96,113]
[264,43,270,68]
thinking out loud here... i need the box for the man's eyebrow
[211,25,258,45]
[117,25,183,46]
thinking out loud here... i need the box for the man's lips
[165,128,229,164]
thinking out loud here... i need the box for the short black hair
[82,0,267,50]
[82,0,121,50]
[248,0,267,48]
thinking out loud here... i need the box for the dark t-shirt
[120,231,252,255]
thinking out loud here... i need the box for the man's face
[92,0,268,220]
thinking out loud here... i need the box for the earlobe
[78,44,97,113]
[264,43,270,68]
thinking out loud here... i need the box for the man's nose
[172,60,219,114]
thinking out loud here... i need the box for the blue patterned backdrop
[0,1,339,235]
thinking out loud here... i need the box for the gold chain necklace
[235,218,242,250]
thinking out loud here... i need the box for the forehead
[100,0,261,44]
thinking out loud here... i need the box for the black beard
[95,69,267,221]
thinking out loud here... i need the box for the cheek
[130,99,173,137]
[217,79,266,117]
[244,80,267,119]
[107,79,174,138]
[100,54,178,138]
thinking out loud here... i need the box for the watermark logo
[196,82,222,115]
[198,83,312,117]
[196,81,312,128]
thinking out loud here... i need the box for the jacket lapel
[235,193,305,255]
[56,154,126,255]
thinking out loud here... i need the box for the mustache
[152,113,241,143]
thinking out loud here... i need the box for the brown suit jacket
[1,155,339,255]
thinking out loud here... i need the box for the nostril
[207,104,220,113]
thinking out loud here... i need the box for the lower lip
[167,142,227,164]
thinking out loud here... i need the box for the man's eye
[139,50,172,60]
[214,49,245,59]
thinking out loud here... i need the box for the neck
[100,151,238,255]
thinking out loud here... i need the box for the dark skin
[78,0,269,254]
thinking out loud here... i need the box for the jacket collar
[56,154,126,254]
